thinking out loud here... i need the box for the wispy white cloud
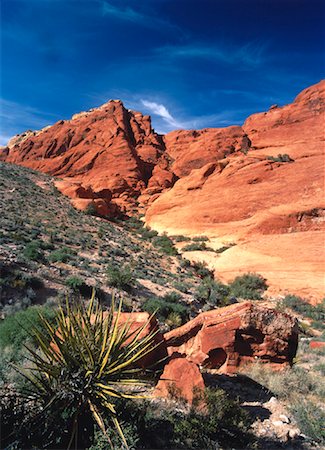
[101,1,182,33]
[141,100,182,128]
[0,98,55,145]
[156,40,269,68]
[139,98,243,133]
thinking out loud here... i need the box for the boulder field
[1,80,324,299]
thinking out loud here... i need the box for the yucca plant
[14,291,160,449]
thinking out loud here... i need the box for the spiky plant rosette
[14,291,160,449]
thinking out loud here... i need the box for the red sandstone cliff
[2,80,324,298]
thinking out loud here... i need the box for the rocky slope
[2,80,324,299]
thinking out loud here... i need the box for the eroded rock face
[164,302,298,373]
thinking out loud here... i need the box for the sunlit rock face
[2,80,324,299]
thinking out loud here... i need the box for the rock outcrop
[1,100,174,214]
[163,302,299,374]
[116,303,298,403]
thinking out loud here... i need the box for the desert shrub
[23,240,44,261]
[243,363,324,402]
[230,273,267,299]
[172,281,192,294]
[84,202,98,216]
[65,276,84,290]
[192,236,209,242]
[139,227,158,240]
[195,278,231,306]
[192,261,213,279]
[290,400,325,444]
[267,153,294,163]
[48,247,75,263]
[171,235,191,242]
[0,305,56,352]
[183,242,208,251]
[106,264,133,291]
[6,294,157,450]
[101,388,251,449]
[152,234,178,256]
[143,296,188,323]
[281,295,325,321]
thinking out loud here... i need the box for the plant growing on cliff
[13,292,158,449]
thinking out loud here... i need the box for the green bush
[97,388,251,449]
[65,276,88,293]
[195,278,231,306]
[152,234,178,256]
[23,241,44,261]
[230,273,267,300]
[48,247,75,263]
[192,261,213,279]
[281,295,325,321]
[182,242,208,251]
[0,305,56,352]
[106,264,133,291]
[7,294,158,449]
[290,400,325,444]
[143,296,188,323]
[171,235,191,242]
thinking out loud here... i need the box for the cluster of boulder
[124,302,299,403]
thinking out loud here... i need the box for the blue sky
[1,0,324,145]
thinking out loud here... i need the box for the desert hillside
[2,80,325,300]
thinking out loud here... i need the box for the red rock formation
[154,358,205,404]
[2,100,174,214]
[2,80,324,298]
[164,302,298,373]
[146,80,325,300]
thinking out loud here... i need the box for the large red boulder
[164,302,298,373]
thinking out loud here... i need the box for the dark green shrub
[23,241,43,261]
[195,278,231,306]
[48,247,75,263]
[192,261,213,279]
[143,296,188,323]
[106,264,133,291]
[84,202,98,216]
[281,295,325,321]
[65,276,86,292]
[192,236,209,242]
[0,305,56,352]
[171,235,191,242]
[152,234,178,256]
[183,242,207,251]
[290,400,325,445]
[230,273,267,300]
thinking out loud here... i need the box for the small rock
[288,428,301,439]
[279,414,290,424]
[272,420,285,427]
